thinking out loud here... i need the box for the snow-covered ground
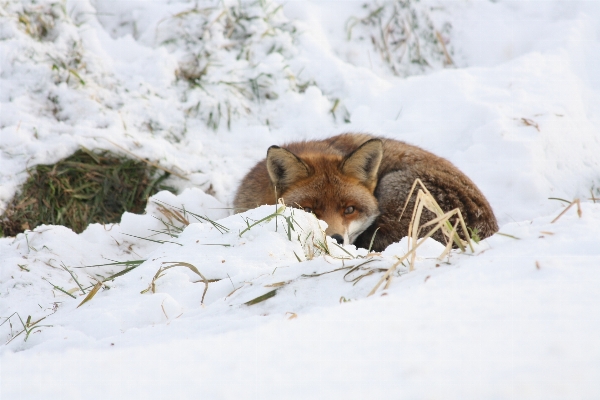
[1,0,600,398]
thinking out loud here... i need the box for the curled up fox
[234,133,498,252]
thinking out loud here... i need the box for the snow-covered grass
[1,0,600,398]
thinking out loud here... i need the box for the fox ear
[266,146,310,194]
[341,139,383,191]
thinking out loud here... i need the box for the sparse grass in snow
[158,0,303,130]
[238,201,349,261]
[149,199,229,241]
[346,0,453,76]
[14,0,63,41]
[142,261,216,305]
[7,0,99,89]
[1,0,190,156]
[75,259,146,285]
[0,312,52,344]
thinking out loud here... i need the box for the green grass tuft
[0,148,174,236]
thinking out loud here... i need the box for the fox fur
[234,133,498,252]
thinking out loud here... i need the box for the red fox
[234,133,498,252]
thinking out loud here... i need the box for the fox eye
[344,206,355,215]
[303,207,313,213]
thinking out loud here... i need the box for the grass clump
[369,178,474,296]
[157,0,306,130]
[346,0,454,77]
[16,1,62,41]
[0,148,173,237]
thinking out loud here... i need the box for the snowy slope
[3,200,600,398]
[1,0,600,398]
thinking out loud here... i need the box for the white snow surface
[1,0,600,398]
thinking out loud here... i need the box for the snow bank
[3,199,600,398]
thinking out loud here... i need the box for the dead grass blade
[156,204,190,226]
[264,281,290,288]
[495,232,520,240]
[153,199,229,234]
[141,266,170,295]
[344,259,385,286]
[169,262,209,304]
[520,117,540,131]
[367,227,380,253]
[144,262,214,305]
[369,178,475,296]
[435,30,454,65]
[77,280,103,308]
[551,198,582,223]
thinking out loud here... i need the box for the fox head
[266,139,383,246]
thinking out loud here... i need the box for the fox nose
[331,234,344,244]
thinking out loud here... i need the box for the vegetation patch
[346,0,454,77]
[157,0,315,130]
[0,148,173,237]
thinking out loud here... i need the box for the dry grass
[551,198,582,223]
[16,1,63,41]
[346,0,453,77]
[369,179,474,296]
[590,186,599,203]
[141,261,220,305]
[159,0,300,130]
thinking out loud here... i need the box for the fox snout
[330,234,344,244]
[324,216,376,247]
[324,223,350,246]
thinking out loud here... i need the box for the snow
[1,0,600,398]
